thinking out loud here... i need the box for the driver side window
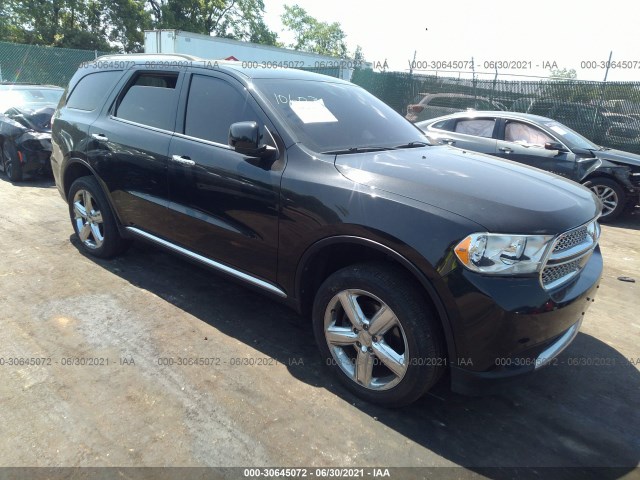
[505,121,553,147]
[184,75,261,145]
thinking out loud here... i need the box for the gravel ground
[0,177,638,480]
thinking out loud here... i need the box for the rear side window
[67,71,122,111]
[430,120,451,130]
[454,119,495,137]
[184,75,260,145]
[115,72,179,131]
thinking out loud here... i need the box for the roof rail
[94,53,204,62]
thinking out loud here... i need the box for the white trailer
[144,29,368,81]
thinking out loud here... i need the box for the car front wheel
[2,141,23,182]
[583,177,626,221]
[68,176,128,258]
[312,263,445,407]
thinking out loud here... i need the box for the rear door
[166,72,283,284]
[427,116,498,153]
[87,67,185,239]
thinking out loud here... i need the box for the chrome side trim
[173,132,234,150]
[535,318,582,369]
[125,226,287,298]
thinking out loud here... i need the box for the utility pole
[591,50,613,141]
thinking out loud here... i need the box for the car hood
[334,146,600,234]
[593,148,640,168]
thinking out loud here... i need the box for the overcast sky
[262,0,639,81]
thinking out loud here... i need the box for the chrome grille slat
[553,227,588,253]
[541,219,600,290]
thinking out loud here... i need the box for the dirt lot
[0,176,638,480]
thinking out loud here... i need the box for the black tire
[68,176,128,258]
[583,177,627,222]
[2,141,23,182]
[312,262,445,407]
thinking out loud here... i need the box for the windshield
[253,79,426,153]
[543,121,599,150]
[0,88,64,113]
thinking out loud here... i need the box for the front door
[495,119,576,180]
[166,73,283,283]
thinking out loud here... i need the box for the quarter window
[114,72,180,131]
[67,71,122,111]
[184,75,260,145]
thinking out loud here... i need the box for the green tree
[281,4,347,57]
[146,0,278,45]
[0,0,279,52]
[352,45,365,63]
[549,68,577,80]
[0,0,119,50]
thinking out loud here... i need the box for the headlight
[454,233,554,275]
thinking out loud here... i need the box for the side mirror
[544,141,568,153]
[229,121,268,157]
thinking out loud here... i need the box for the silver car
[405,93,505,123]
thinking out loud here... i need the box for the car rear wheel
[2,141,23,182]
[312,262,445,407]
[68,176,129,258]
[583,177,626,221]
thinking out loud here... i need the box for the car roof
[418,110,556,125]
[92,53,351,84]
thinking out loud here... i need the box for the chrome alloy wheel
[324,289,409,391]
[589,184,618,217]
[72,189,105,249]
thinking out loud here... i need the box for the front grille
[540,219,600,290]
[553,227,588,253]
[542,259,582,286]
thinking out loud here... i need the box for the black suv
[52,55,603,406]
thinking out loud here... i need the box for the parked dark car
[510,98,640,146]
[0,83,64,181]
[52,55,602,406]
[418,111,640,220]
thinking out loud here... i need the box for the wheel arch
[61,158,125,230]
[294,235,457,363]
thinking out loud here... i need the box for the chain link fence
[0,41,110,87]
[3,41,640,153]
[0,41,343,85]
[351,69,640,153]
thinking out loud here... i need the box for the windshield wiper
[321,146,395,155]
[393,141,430,149]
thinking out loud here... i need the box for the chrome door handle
[91,133,108,142]
[499,147,512,153]
[440,138,456,145]
[171,155,195,166]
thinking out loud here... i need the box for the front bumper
[18,147,52,174]
[444,246,603,395]
[16,132,53,175]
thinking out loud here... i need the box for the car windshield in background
[254,79,425,154]
[0,87,64,113]
[543,121,599,150]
